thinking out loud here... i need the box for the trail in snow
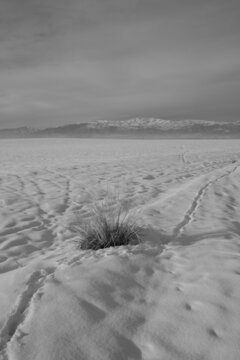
[0,267,55,359]
[173,164,239,238]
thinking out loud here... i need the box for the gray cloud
[0,0,239,128]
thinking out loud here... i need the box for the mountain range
[0,118,240,138]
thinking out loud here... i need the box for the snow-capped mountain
[87,118,240,131]
[0,119,240,138]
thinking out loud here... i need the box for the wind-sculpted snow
[0,139,240,360]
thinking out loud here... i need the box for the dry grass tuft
[77,197,141,250]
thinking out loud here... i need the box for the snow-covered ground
[0,138,240,360]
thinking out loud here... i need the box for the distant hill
[0,126,38,138]
[0,119,240,138]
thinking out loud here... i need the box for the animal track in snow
[0,267,55,358]
[173,164,239,238]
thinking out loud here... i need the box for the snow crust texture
[0,139,240,360]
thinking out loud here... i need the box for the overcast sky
[0,0,239,128]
